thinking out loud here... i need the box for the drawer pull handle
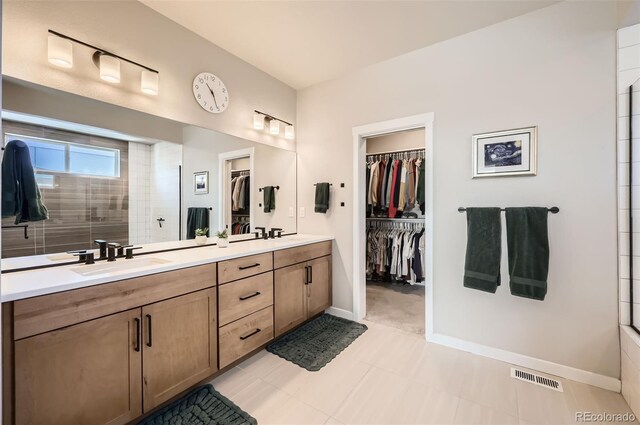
[238,263,260,270]
[146,314,152,348]
[240,328,262,340]
[239,291,261,301]
[134,318,141,352]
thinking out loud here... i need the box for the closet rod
[457,207,560,214]
[366,217,424,223]
[366,147,425,156]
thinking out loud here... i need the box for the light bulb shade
[285,125,295,140]
[99,54,120,83]
[269,119,280,135]
[48,35,73,68]
[141,70,159,95]
[253,112,265,130]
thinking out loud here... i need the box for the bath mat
[267,314,367,371]
[137,384,256,425]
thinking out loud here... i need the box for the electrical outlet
[288,207,294,217]
[299,207,305,218]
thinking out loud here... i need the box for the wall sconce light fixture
[47,29,159,95]
[253,110,295,140]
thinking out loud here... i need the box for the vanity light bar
[47,30,159,95]
[253,110,295,140]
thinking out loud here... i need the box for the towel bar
[457,207,559,214]
[258,186,280,192]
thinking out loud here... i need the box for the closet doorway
[352,113,434,339]
[218,148,255,234]
[365,130,426,334]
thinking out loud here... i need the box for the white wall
[297,1,619,378]
[182,126,297,236]
[2,1,296,150]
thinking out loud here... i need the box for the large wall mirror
[1,78,297,269]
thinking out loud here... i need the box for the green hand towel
[186,207,209,239]
[263,186,276,213]
[506,207,549,301]
[314,183,330,213]
[464,208,502,293]
[2,140,49,224]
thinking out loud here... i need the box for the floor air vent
[511,367,563,392]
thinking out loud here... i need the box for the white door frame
[352,113,435,340]
[218,148,255,233]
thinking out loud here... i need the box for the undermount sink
[70,257,172,276]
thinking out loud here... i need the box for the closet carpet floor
[365,281,425,334]
[209,319,634,425]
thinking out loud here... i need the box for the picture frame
[194,171,209,194]
[472,126,537,178]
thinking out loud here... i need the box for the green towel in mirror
[463,208,502,293]
[506,207,549,301]
[263,186,276,213]
[186,207,209,239]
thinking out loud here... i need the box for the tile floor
[209,320,636,424]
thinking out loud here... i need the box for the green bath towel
[263,186,276,213]
[463,208,502,293]
[2,140,49,224]
[314,183,330,213]
[506,207,549,301]
[186,207,209,239]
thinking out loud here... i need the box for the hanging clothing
[366,222,425,285]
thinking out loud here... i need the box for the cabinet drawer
[219,272,273,326]
[274,241,332,269]
[219,253,273,284]
[219,306,274,368]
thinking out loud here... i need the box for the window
[4,134,120,178]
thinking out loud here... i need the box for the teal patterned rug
[138,384,256,425]
[267,314,368,371]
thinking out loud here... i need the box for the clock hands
[205,83,219,109]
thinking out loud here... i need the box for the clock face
[192,72,229,114]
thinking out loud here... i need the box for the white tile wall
[619,23,640,416]
[149,142,182,242]
[128,142,152,244]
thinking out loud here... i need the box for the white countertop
[1,234,333,302]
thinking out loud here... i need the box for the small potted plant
[194,228,208,245]
[216,229,229,248]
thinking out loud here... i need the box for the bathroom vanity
[1,235,332,425]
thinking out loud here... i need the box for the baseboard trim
[325,306,354,320]
[430,332,621,393]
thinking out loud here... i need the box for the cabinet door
[142,287,217,412]
[307,255,332,318]
[274,262,308,336]
[15,309,142,425]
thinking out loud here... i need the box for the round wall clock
[192,72,229,113]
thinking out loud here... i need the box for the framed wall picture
[194,171,209,194]
[472,126,537,178]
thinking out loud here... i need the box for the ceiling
[141,1,557,89]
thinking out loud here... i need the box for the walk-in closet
[230,169,251,234]
[364,128,426,334]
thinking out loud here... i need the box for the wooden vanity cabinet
[142,287,217,411]
[14,308,142,425]
[274,241,332,336]
[8,264,217,424]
